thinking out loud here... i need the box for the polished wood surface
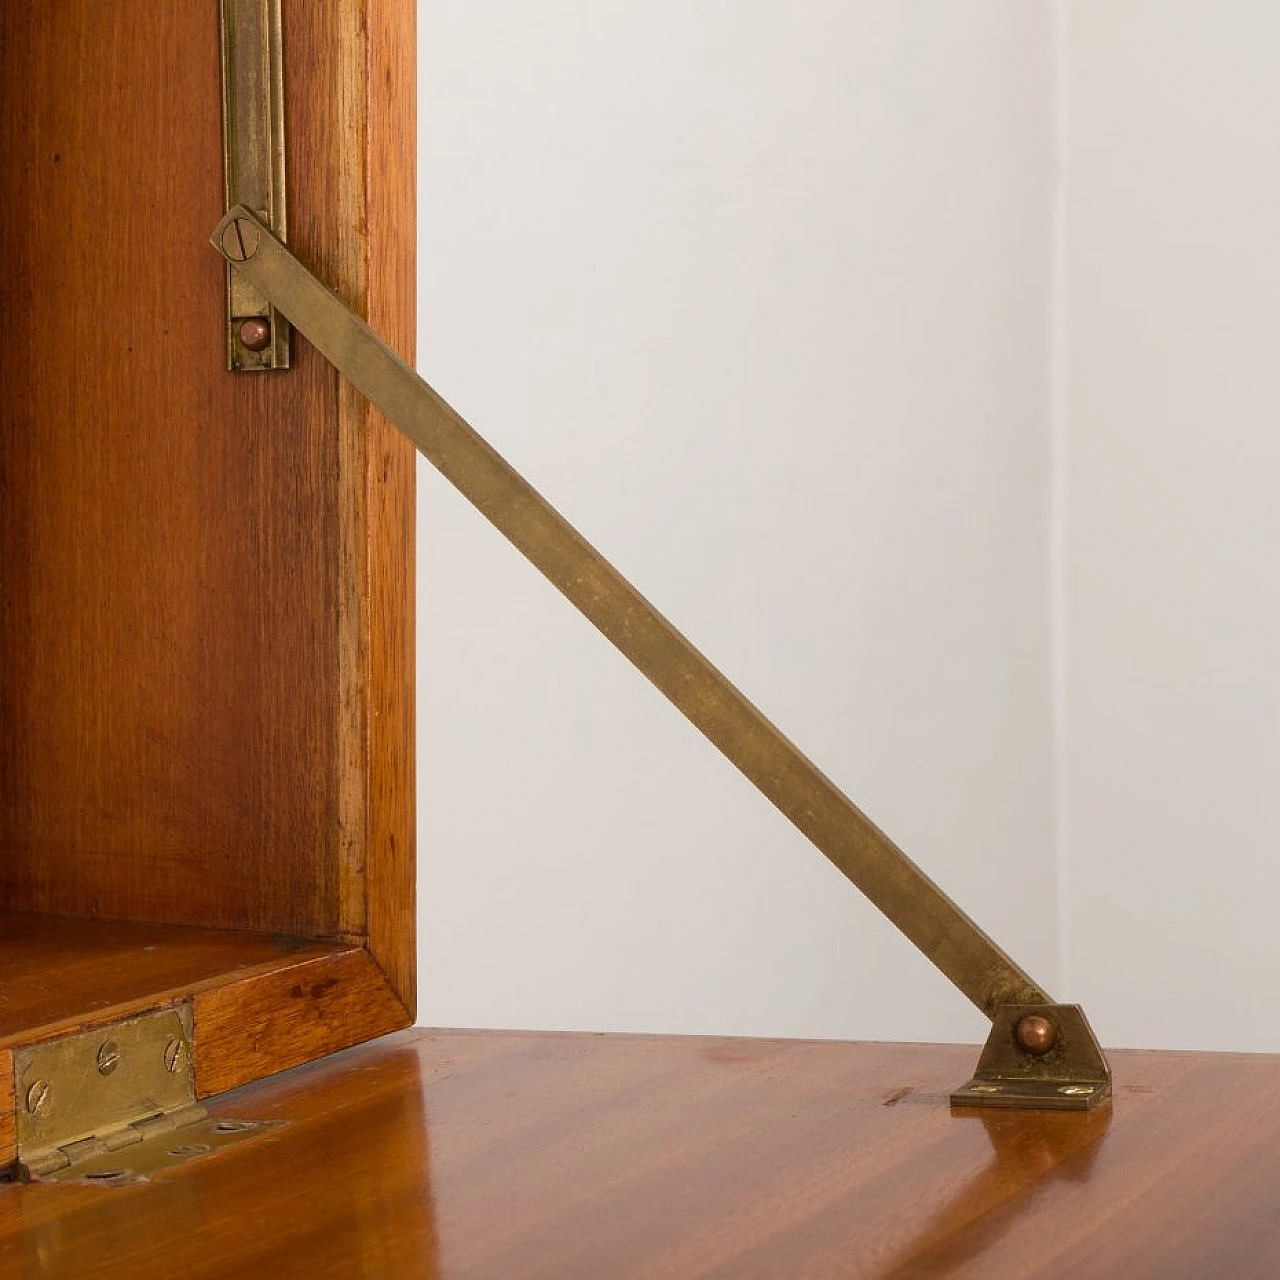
[0,0,414,1087]
[3,1029,1279,1279]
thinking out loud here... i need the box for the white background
[415,1,1280,1052]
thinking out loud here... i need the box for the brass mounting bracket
[952,1005,1111,1111]
[218,0,289,371]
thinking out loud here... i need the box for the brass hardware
[220,215,262,265]
[212,207,1112,1111]
[952,1005,1111,1111]
[163,1037,185,1074]
[12,1006,273,1182]
[1014,1014,1058,1056]
[96,1040,120,1076]
[238,317,272,352]
[218,0,288,370]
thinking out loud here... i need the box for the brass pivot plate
[219,0,289,370]
[13,1006,276,1184]
[952,1004,1112,1112]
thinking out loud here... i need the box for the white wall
[1064,2,1280,1050]
[415,1,1058,1043]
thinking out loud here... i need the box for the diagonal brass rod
[212,207,1050,1019]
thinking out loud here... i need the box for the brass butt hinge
[13,1006,273,1185]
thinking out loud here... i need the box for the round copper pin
[1015,1014,1058,1056]
[239,318,272,352]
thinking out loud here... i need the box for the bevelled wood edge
[362,0,417,1015]
[0,1050,15,1168]
[192,947,411,1098]
[0,938,344,1054]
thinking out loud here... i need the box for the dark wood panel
[5,1031,1280,1278]
[0,913,341,1050]
[192,948,409,1098]
[0,1052,12,1171]
[0,2,414,948]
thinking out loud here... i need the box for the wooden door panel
[0,0,414,1101]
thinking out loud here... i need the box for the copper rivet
[239,318,271,352]
[1015,1015,1058,1056]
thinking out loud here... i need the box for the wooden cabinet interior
[0,0,416,1167]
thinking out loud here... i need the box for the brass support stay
[211,207,1111,1111]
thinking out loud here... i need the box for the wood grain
[0,2,414,945]
[6,1031,1280,1278]
[0,0,414,1093]
[0,913,344,1051]
[0,1052,13,1171]
[192,948,410,1098]
[362,0,418,1017]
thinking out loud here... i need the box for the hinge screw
[97,1040,120,1076]
[25,1080,51,1115]
[163,1038,186,1074]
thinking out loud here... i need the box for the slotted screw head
[97,1040,120,1076]
[220,216,261,263]
[26,1080,51,1115]
[164,1038,186,1074]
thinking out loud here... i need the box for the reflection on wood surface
[4,1030,1280,1278]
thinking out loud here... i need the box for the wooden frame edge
[362,0,417,1016]
[0,1050,15,1169]
[192,946,411,1098]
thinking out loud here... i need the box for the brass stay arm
[212,207,1110,1110]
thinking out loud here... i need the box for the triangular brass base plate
[952,1004,1112,1112]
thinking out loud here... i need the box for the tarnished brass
[13,1006,273,1182]
[952,1005,1112,1111]
[218,0,288,370]
[212,207,1110,1109]
[16,1007,196,1169]
[30,1114,279,1187]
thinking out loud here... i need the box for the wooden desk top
[3,1028,1279,1278]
